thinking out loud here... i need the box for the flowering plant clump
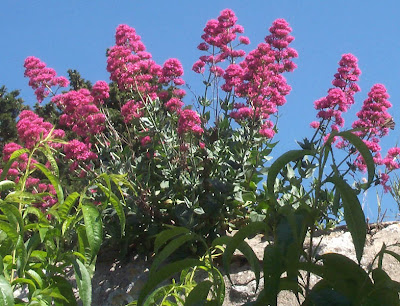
[2,7,400,305]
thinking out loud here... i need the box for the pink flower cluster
[192,9,249,77]
[52,89,105,141]
[121,99,144,123]
[64,139,97,171]
[24,56,69,103]
[108,24,187,120]
[312,54,361,132]
[224,18,297,139]
[0,143,34,180]
[177,109,204,136]
[107,24,162,98]
[160,58,185,86]
[16,110,65,149]
[0,143,56,209]
[350,84,393,173]
[91,80,110,105]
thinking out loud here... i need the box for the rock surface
[91,222,400,305]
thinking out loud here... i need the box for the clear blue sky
[1,0,400,221]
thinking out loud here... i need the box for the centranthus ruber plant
[2,7,400,305]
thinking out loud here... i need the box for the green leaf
[97,183,125,236]
[34,163,64,205]
[336,131,375,188]
[38,144,59,178]
[150,232,198,277]
[213,235,261,292]
[0,203,23,233]
[72,258,92,306]
[0,221,18,244]
[58,192,80,221]
[266,150,314,208]
[0,275,14,306]
[306,279,352,306]
[15,235,27,274]
[0,148,29,181]
[11,277,36,293]
[0,180,15,192]
[138,259,205,306]
[383,249,400,266]
[320,253,373,301]
[326,175,366,263]
[185,280,213,305]
[76,226,92,265]
[26,269,43,289]
[51,276,77,306]
[222,222,265,285]
[260,244,283,304]
[81,203,103,263]
[0,256,3,274]
[154,227,190,254]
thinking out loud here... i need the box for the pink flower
[312,54,361,133]
[349,84,392,171]
[239,36,250,45]
[24,56,69,103]
[107,24,163,97]
[259,121,275,139]
[16,110,65,149]
[52,89,105,138]
[178,109,204,135]
[192,60,206,74]
[121,99,144,122]
[310,121,320,129]
[140,136,152,146]
[165,97,184,113]
[160,58,184,84]
[379,173,391,193]
[383,147,400,171]
[91,80,110,105]
[199,142,206,149]
[64,140,97,172]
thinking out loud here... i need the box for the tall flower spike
[193,9,248,76]
[225,18,297,139]
[24,56,69,103]
[312,54,361,132]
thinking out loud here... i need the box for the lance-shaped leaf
[0,221,18,245]
[150,232,198,277]
[0,148,29,181]
[138,259,205,306]
[72,258,92,306]
[97,183,125,235]
[185,280,213,305]
[38,144,59,178]
[0,276,14,306]
[266,149,314,208]
[81,203,103,263]
[58,192,80,221]
[326,175,366,263]
[0,181,15,192]
[0,203,23,233]
[35,163,64,205]
[222,221,265,286]
[327,130,375,189]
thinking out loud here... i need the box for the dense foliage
[1,8,400,305]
